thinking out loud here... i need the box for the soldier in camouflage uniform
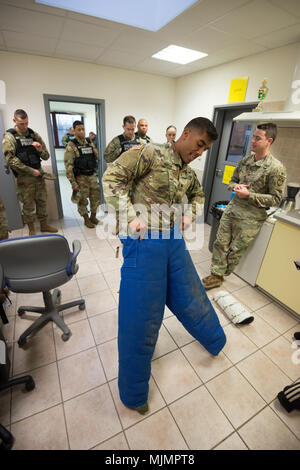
[2,109,58,236]
[102,117,226,414]
[0,197,8,240]
[104,115,141,163]
[134,118,152,145]
[62,127,75,148]
[202,123,286,290]
[165,125,177,143]
[64,120,101,228]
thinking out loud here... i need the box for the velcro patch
[130,145,142,151]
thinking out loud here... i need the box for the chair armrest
[70,240,82,275]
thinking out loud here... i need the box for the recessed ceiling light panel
[152,45,208,65]
[35,0,198,32]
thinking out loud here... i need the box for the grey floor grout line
[5,206,300,449]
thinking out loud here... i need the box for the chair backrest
[0,234,73,293]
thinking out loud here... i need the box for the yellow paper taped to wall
[222,165,236,185]
[228,77,248,103]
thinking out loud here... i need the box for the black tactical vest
[135,132,151,144]
[73,139,97,176]
[118,134,141,155]
[6,128,41,169]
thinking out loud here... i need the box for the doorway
[202,102,258,225]
[43,94,106,219]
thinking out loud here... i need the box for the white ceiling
[0,0,299,78]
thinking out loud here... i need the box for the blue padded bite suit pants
[118,228,226,408]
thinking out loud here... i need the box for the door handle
[215,168,223,177]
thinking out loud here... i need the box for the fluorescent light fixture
[152,45,208,65]
[35,0,198,32]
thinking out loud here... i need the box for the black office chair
[0,234,85,346]
[0,265,35,450]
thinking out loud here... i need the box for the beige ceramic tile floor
[1,176,300,450]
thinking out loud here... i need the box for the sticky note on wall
[222,165,236,185]
[228,77,248,103]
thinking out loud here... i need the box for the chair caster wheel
[79,303,85,311]
[61,333,71,342]
[18,308,26,317]
[25,378,35,392]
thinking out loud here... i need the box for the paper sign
[222,165,236,185]
[228,77,248,103]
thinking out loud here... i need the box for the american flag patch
[130,145,142,150]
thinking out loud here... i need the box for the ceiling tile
[55,39,104,61]
[254,23,300,49]
[133,57,180,75]
[95,49,145,68]
[0,0,299,78]
[171,54,233,76]
[269,0,300,18]
[0,4,65,38]
[177,26,239,55]
[158,0,250,39]
[108,30,167,56]
[211,0,299,40]
[0,0,67,16]
[60,19,120,48]
[0,32,6,47]
[65,10,130,31]
[216,39,267,62]
[3,30,57,54]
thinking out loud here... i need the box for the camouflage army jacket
[102,142,205,232]
[64,138,97,188]
[227,152,286,220]
[135,132,152,145]
[2,127,49,176]
[103,133,137,163]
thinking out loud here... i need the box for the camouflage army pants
[211,211,263,276]
[0,197,8,240]
[76,174,101,216]
[17,174,48,223]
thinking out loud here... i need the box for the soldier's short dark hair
[73,120,84,129]
[185,117,218,141]
[257,123,277,143]
[123,115,136,126]
[166,125,177,132]
[14,109,28,120]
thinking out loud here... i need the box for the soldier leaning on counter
[2,109,57,236]
[103,115,142,164]
[202,122,287,291]
[64,120,101,228]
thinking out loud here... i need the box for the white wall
[1,41,300,177]
[0,51,176,152]
[174,41,300,173]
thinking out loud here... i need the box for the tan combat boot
[202,274,224,291]
[40,219,58,233]
[83,214,95,229]
[89,212,99,225]
[27,222,36,236]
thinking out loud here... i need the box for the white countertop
[273,209,300,228]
